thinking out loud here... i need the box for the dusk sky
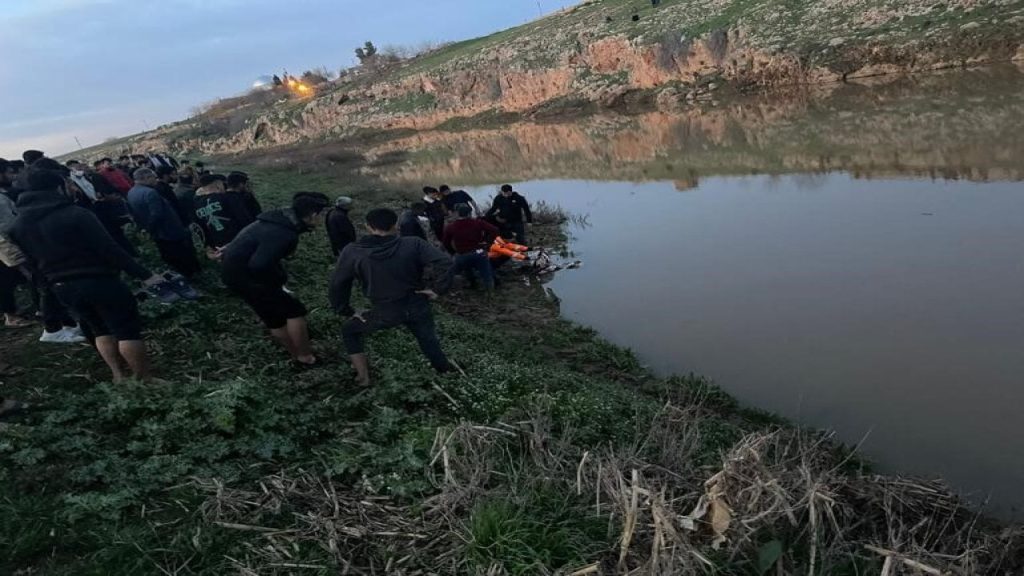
[0,0,578,159]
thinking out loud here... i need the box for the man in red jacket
[442,203,499,291]
[94,157,132,194]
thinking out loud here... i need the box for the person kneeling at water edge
[443,203,498,290]
[221,192,330,366]
[329,208,455,387]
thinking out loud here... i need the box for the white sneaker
[66,325,85,338]
[39,328,87,344]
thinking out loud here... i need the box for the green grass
[0,164,753,574]
[375,91,437,115]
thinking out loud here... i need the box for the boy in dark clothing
[128,168,201,278]
[221,192,330,365]
[486,184,532,243]
[329,208,455,387]
[326,196,356,256]
[439,185,480,216]
[155,165,192,226]
[422,187,446,241]
[442,203,499,291]
[226,171,261,225]
[193,174,253,251]
[9,170,163,381]
[398,202,428,240]
[174,174,197,220]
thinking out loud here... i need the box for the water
[374,66,1024,516]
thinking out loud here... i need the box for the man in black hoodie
[193,174,252,252]
[226,171,261,226]
[329,208,455,386]
[221,192,330,365]
[8,169,163,382]
[486,184,532,243]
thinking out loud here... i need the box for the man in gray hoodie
[329,207,454,386]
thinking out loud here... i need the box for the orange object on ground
[489,237,529,261]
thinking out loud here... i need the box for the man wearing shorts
[221,192,330,365]
[9,169,163,381]
[329,208,455,386]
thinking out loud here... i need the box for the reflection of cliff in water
[368,66,1024,186]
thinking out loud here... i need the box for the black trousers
[341,296,451,372]
[0,264,24,315]
[155,238,200,278]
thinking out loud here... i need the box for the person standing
[442,203,499,291]
[66,161,137,256]
[398,202,429,240]
[127,168,200,278]
[174,173,198,222]
[326,196,356,257]
[438,185,480,217]
[329,208,455,387]
[8,169,164,381]
[192,173,252,253]
[220,192,330,365]
[154,165,192,226]
[226,171,261,225]
[0,159,33,328]
[486,184,532,244]
[95,157,133,195]
[422,187,447,241]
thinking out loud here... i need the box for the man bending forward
[329,208,454,386]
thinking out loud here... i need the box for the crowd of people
[0,149,534,415]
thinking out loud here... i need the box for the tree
[355,41,378,65]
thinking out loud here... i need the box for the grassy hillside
[2,160,1021,574]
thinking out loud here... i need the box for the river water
[374,66,1024,516]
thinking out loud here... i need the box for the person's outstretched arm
[418,238,454,296]
[480,219,500,244]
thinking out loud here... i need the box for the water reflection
[370,66,1024,185]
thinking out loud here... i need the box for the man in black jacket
[398,202,428,240]
[8,169,163,381]
[221,192,330,365]
[193,174,253,252]
[422,187,446,241]
[155,165,192,226]
[226,171,261,226]
[329,208,454,386]
[486,184,532,243]
[326,196,356,256]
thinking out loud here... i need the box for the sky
[0,0,579,159]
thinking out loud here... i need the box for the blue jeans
[452,251,494,290]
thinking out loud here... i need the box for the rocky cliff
[92,0,1024,158]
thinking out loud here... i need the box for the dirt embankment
[92,0,1024,158]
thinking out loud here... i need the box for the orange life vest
[488,237,529,261]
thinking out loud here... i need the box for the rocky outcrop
[84,0,1024,158]
[344,66,1024,186]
